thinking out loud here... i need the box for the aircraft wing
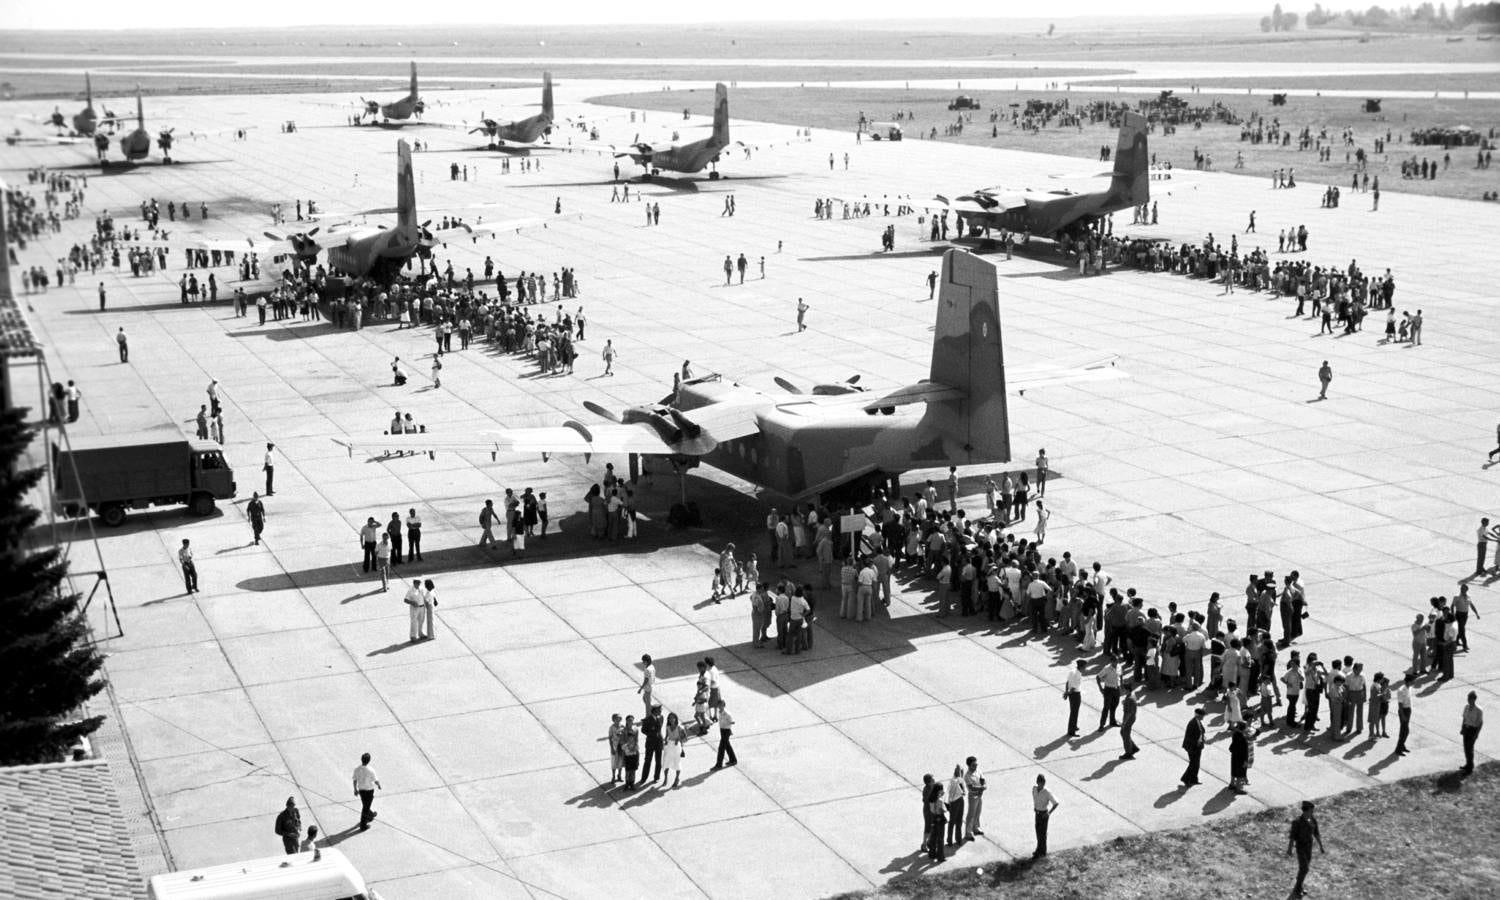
[935,190,1029,215]
[434,213,583,243]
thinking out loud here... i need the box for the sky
[1,1,1271,31]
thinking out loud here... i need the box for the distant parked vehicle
[868,121,903,141]
[948,95,981,111]
[53,431,236,526]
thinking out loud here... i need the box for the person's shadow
[1033,734,1072,760]
[1154,784,1190,808]
[318,823,364,848]
[1202,785,1241,814]
[877,848,943,879]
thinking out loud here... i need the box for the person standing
[1096,655,1121,730]
[247,492,265,545]
[796,298,808,332]
[661,712,686,788]
[386,512,403,566]
[374,533,392,590]
[1119,687,1140,759]
[638,654,656,717]
[1287,800,1325,898]
[943,765,966,847]
[1461,691,1484,774]
[65,381,81,423]
[116,327,128,363]
[1034,500,1050,545]
[263,442,276,495]
[273,797,302,855]
[404,579,425,642]
[924,777,947,862]
[1035,448,1048,497]
[359,517,380,572]
[1064,659,1084,736]
[1477,517,1492,577]
[641,704,664,787]
[195,405,209,440]
[98,282,107,311]
[1181,707,1206,786]
[962,757,986,839]
[352,752,381,831]
[1394,672,1414,755]
[1031,774,1058,858]
[421,579,438,639]
[1454,584,1481,652]
[1317,361,1332,400]
[712,703,737,769]
[406,508,423,561]
[178,538,198,594]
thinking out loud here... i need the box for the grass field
[830,763,1500,900]
[590,86,1500,202]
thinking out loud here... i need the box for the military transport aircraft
[936,112,1150,240]
[336,249,1119,503]
[614,82,733,179]
[360,61,424,124]
[470,72,554,148]
[116,89,156,164]
[12,73,120,145]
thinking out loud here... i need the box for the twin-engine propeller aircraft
[114,88,169,165]
[936,112,1151,240]
[335,249,1120,505]
[471,72,554,148]
[10,73,121,146]
[361,62,424,124]
[614,82,733,179]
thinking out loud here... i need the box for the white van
[147,850,382,900]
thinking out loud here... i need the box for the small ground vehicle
[868,122,903,141]
[53,431,236,526]
[949,95,980,111]
[147,849,381,900]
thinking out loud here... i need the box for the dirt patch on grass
[829,763,1500,900]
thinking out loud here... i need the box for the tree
[0,405,104,765]
[1284,10,1301,26]
[1262,14,1275,29]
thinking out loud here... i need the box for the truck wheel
[100,504,127,527]
[190,494,216,516]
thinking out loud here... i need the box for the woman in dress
[1370,672,1390,738]
[661,713,686,788]
[585,484,607,539]
[984,477,997,518]
[1228,722,1250,793]
[999,473,1014,524]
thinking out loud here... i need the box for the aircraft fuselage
[633,138,724,176]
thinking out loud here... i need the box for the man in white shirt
[1096,656,1122,730]
[405,508,423,562]
[262,441,276,495]
[788,590,810,655]
[856,559,877,622]
[352,752,382,831]
[178,539,198,594]
[1032,774,1059,858]
[712,705,737,768]
[1478,517,1493,577]
[962,756,986,839]
[638,654,656,716]
[1394,673,1414,755]
[404,580,424,642]
[1064,660,1085,736]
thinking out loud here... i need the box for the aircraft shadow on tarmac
[13,160,233,176]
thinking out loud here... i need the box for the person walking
[1119,686,1140,759]
[962,757,985,839]
[601,339,616,376]
[1181,707,1206,785]
[479,499,497,547]
[1455,584,1480,652]
[638,654,656,717]
[1031,774,1058,858]
[1460,691,1484,774]
[352,752,381,831]
[374,533,392,590]
[712,703,737,769]
[273,797,302,855]
[178,538,198,594]
[1035,448,1048,496]
[1317,361,1332,400]
[1064,659,1084,736]
[1287,800,1325,898]
[247,492,265,544]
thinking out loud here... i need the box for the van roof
[147,849,370,900]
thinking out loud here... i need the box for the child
[743,553,759,590]
[607,714,623,784]
[1258,675,1276,725]
[710,567,725,603]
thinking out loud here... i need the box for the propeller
[583,400,623,423]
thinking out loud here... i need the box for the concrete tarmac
[6,81,1497,898]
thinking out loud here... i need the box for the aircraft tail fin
[1109,112,1150,208]
[396,139,417,237]
[541,71,553,121]
[711,82,729,147]
[409,61,418,101]
[925,249,1011,463]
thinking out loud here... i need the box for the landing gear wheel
[190,493,216,516]
[708,171,720,180]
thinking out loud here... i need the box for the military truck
[53,432,237,526]
[948,95,980,111]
